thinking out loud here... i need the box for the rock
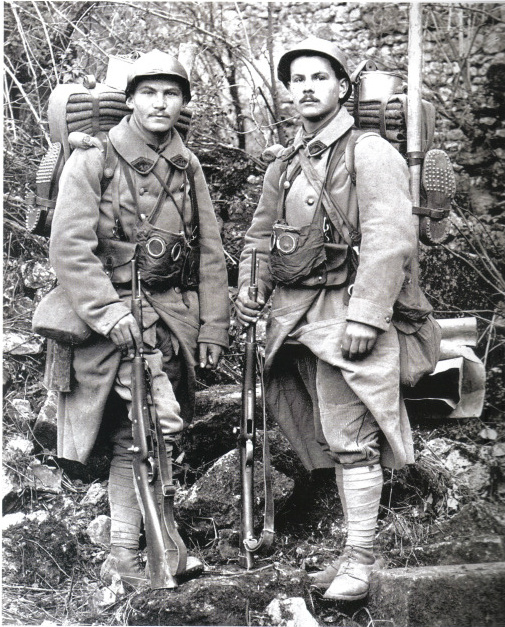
[81,482,108,506]
[368,562,505,627]
[3,331,44,355]
[129,563,308,626]
[27,510,50,524]
[33,391,58,449]
[86,515,111,547]
[8,398,36,426]
[20,260,54,290]
[177,446,295,534]
[2,512,26,531]
[469,186,498,215]
[430,502,505,541]
[184,384,304,484]
[89,578,124,613]
[26,460,63,493]
[266,597,322,627]
[482,31,505,55]
[394,535,505,567]
[5,436,34,456]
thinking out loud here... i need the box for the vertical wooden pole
[407,2,423,219]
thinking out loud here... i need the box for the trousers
[113,321,184,437]
[290,345,381,466]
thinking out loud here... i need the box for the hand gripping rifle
[130,258,187,589]
[239,248,274,569]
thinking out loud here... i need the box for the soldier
[236,37,436,601]
[49,50,230,586]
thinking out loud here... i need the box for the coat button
[306,197,315,205]
[174,287,181,294]
[139,213,146,221]
[385,316,391,323]
[283,180,291,189]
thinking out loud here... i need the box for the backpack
[25,76,192,238]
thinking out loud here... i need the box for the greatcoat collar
[281,106,356,161]
[108,115,190,174]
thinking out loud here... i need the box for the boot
[177,555,204,582]
[310,547,384,591]
[308,556,344,590]
[323,546,377,601]
[100,545,148,588]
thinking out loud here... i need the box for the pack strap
[150,166,186,233]
[298,129,360,246]
[185,162,200,242]
[343,129,380,185]
[412,206,450,219]
[276,160,301,220]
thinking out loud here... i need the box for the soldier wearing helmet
[49,49,229,587]
[237,37,435,600]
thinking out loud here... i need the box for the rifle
[130,258,187,589]
[238,248,274,569]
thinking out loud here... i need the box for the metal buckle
[171,241,182,261]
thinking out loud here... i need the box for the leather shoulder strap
[185,161,200,237]
[343,129,380,185]
[99,134,118,195]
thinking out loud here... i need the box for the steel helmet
[125,49,191,102]
[277,37,352,103]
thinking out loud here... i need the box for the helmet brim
[125,73,191,102]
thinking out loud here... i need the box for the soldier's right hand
[235,287,265,327]
[109,313,142,357]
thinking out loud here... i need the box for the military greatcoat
[50,116,229,463]
[239,107,433,470]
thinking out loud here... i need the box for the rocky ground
[3,184,505,626]
[3,368,505,626]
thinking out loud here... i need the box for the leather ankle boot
[308,555,345,590]
[323,546,379,601]
[100,546,147,588]
[310,546,384,591]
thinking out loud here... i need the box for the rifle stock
[130,259,187,589]
[239,249,274,569]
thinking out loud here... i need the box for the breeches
[293,345,381,466]
[113,321,184,438]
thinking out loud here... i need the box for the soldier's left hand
[341,321,379,360]
[198,343,223,370]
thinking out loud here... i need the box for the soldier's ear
[339,78,350,101]
[126,95,135,110]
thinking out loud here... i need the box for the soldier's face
[289,56,348,127]
[127,78,184,136]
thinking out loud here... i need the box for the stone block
[403,535,505,567]
[368,562,505,627]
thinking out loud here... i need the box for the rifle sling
[258,351,275,542]
[151,377,188,575]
